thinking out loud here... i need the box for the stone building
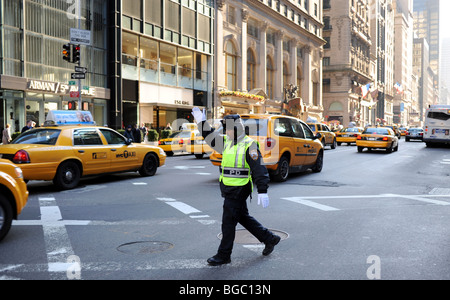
[214,0,325,121]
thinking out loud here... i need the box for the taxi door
[72,128,111,175]
[99,129,140,172]
[288,119,308,167]
[300,122,321,166]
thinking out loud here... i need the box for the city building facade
[117,0,214,131]
[215,0,325,121]
[0,0,110,133]
[370,0,395,125]
[393,0,416,126]
[322,0,374,128]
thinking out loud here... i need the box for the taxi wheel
[312,151,324,173]
[331,139,337,149]
[139,153,158,177]
[53,161,81,190]
[0,194,13,242]
[271,156,290,182]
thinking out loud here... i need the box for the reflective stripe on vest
[220,136,254,186]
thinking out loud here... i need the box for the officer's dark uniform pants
[218,197,273,259]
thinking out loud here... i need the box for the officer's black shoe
[207,255,231,266]
[262,235,281,256]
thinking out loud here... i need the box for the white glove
[192,107,206,124]
[258,193,270,208]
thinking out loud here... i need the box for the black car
[405,128,424,142]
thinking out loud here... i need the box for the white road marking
[166,202,202,215]
[282,197,340,211]
[38,197,77,279]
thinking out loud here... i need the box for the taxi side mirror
[126,138,133,145]
[314,133,322,140]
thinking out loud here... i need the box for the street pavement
[1,139,450,281]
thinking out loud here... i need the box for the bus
[423,105,450,147]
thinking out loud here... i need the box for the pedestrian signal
[68,101,76,110]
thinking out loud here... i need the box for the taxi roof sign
[46,110,95,126]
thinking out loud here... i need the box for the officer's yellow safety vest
[220,136,254,187]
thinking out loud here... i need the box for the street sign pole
[77,0,82,110]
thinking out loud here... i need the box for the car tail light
[158,141,162,145]
[178,139,184,145]
[353,134,358,137]
[13,150,30,164]
[265,138,276,150]
[382,137,389,141]
[357,136,362,140]
[419,133,423,136]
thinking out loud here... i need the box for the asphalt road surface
[1,139,449,281]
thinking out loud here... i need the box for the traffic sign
[75,66,87,73]
[71,73,86,79]
[68,81,77,86]
[70,28,91,46]
[70,91,80,98]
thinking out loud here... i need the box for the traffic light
[68,101,76,110]
[72,45,81,64]
[63,44,71,62]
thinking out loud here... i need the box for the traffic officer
[191,107,281,266]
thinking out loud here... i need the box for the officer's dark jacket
[199,120,270,200]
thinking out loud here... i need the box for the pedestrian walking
[124,125,135,142]
[21,120,34,133]
[191,107,281,266]
[133,124,142,143]
[2,124,12,144]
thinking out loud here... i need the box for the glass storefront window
[178,48,193,88]
[122,32,139,80]
[140,37,159,83]
[160,43,177,85]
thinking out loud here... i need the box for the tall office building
[370,0,395,125]
[322,0,374,127]
[0,0,110,133]
[413,0,440,96]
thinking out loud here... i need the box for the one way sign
[71,73,85,79]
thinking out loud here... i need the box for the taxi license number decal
[116,151,136,159]
[92,152,107,159]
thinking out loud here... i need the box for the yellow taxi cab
[186,133,214,159]
[381,125,401,139]
[209,114,324,182]
[0,159,29,242]
[159,130,196,156]
[307,122,337,149]
[0,111,166,190]
[399,127,408,136]
[356,127,399,153]
[335,127,364,145]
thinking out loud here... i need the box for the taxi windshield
[13,129,61,145]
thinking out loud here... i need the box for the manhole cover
[217,229,289,245]
[117,241,173,254]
